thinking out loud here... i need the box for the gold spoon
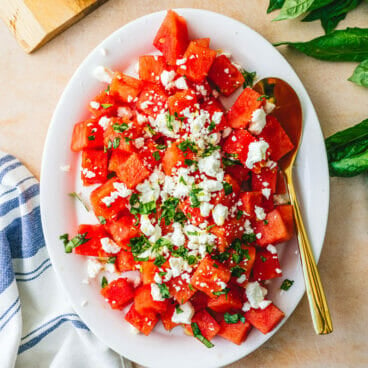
[254,78,333,335]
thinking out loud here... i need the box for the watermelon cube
[100,278,135,310]
[125,303,158,335]
[218,318,252,345]
[244,303,284,334]
[252,249,282,281]
[110,72,143,103]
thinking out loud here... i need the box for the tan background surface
[1,0,367,367]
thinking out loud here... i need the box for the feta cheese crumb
[171,302,194,324]
[81,300,88,307]
[87,259,103,279]
[245,281,271,310]
[248,108,267,135]
[254,205,266,221]
[134,137,145,149]
[140,215,155,237]
[264,101,275,114]
[92,65,114,83]
[262,188,271,200]
[266,244,277,254]
[245,140,269,169]
[275,268,282,274]
[160,70,176,89]
[237,274,247,284]
[129,325,140,335]
[89,101,100,110]
[100,237,121,254]
[212,204,228,226]
[151,283,164,301]
[98,116,111,130]
[200,202,214,217]
[174,77,188,90]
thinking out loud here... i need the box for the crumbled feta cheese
[245,140,269,169]
[151,283,164,301]
[248,108,267,135]
[89,101,100,110]
[81,168,96,179]
[237,274,247,284]
[212,204,228,226]
[92,65,114,83]
[222,127,232,138]
[129,325,140,335]
[154,272,163,284]
[171,302,194,324]
[256,233,262,239]
[176,58,187,65]
[242,302,251,312]
[60,164,70,172]
[212,111,223,125]
[273,193,290,205]
[266,244,277,254]
[175,77,188,89]
[264,101,275,114]
[104,263,116,273]
[275,268,282,274]
[117,107,132,118]
[244,219,254,234]
[113,182,132,198]
[160,70,176,89]
[198,151,222,178]
[245,281,271,310]
[262,188,271,200]
[169,257,186,277]
[98,116,111,130]
[254,205,266,221]
[100,237,121,254]
[134,137,145,149]
[200,202,214,217]
[140,215,155,237]
[149,225,162,243]
[87,259,103,279]
[171,223,186,246]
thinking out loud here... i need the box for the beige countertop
[1,0,367,367]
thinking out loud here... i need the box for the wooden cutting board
[0,0,108,53]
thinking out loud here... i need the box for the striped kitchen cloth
[0,152,124,368]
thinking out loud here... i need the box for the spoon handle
[286,170,333,335]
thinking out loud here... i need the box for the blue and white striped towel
[0,152,123,368]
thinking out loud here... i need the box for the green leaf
[348,59,368,87]
[158,283,171,299]
[97,216,106,224]
[240,69,257,88]
[280,279,294,290]
[154,255,166,267]
[152,151,161,161]
[101,276,108,288]
[107,256,116,264]
[325,119,368,176]
[112,137,120,149]
[274,28,368,61]
[175,305,184,314]
[112,122,129,132]
[224,312,246,324]
[267,0,286,13]
[223,182,233,195]
[191,322,214,348]
[308,0,335,10]
[60,233,90,253]
[274,0,316,21]
[303,0,362,34]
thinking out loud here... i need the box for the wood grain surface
[0,1,367,367]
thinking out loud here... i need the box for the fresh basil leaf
[240,69,257,88]
[191,322,214,348]
[280,279,294,290]
[112,122,129,132]
[97,216,106,224]
[224,312,246,324]
[152,151,161,161]
[308,0,335,10]
[107,256,116,264]
[348,59,368,87]
[274,0,316,21]
[112,137,120,149]
[61,232,90,253]
[267,0,286,13]
[101,276,108,288]
[329,149,368,176]
[223,182,233,195]
[154,255,166,267]
[274,28,368,61]
[326,119,368,162]
[175,305,184,314]
[158,283,171,299]
[303,0,362,34]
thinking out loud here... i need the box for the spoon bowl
[254,77,333,335]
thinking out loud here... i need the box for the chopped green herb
[60,232,90,253]
[166,113,175,131]
[222,157,242,167]
[171,246,188,259]
[134,256,150,262]
[178,140,198,153]
[223,182,233,195]
[112,137,120,149]
[175,305,184,314]
[174,112,185,121]
[206,244,215,254]
[101,276,108,288]
[206,224,215,232]
[191,322,214,348]
[101,103,113,109]
[240,69,257,88]
[152,151,161,161]
[158,271,167,277]
[87,135,95,141]
[112,123,129,132]
[187,231,200,236]
[260,256,267,262]
[188,284,195,291]
[124,137,132,143]
[146,124,156,136]
[68,192,90,211]
[264,220,269,225]
[105,85,110,93]
[128,235,151,257]
[107,140,113,150]
[213,288,230,296]
[257,94,269,101]
[129,193,140,206]
[189,187,202,208]
[158,283,171,299]
[97,216,106,224]
[131,200,156,216]
[208,121,216,132]
[179,176,187,185]
[212,251,230,263]
[159,197,180,225]
[231,265,245,278]
[236,210,244,220]
[184,158,197,167]
[242,233,256,244]
[173,210,187,224]
[154,255,166,267]
[224,312,246,324]
[107,256,116,264]
[187,255,198,265]
[280,279,294,291]
[202,144,221,158]
[156,144,167,150]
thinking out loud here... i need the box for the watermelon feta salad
[61,9,296,348]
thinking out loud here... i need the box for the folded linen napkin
[0,152,125,368]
